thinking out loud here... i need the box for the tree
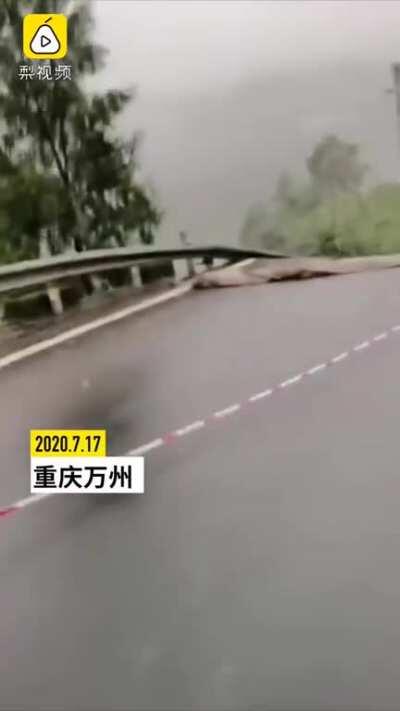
[274,171,320,215]
[307,134,368,199]
[240,135,369,256]
[0,162,74,261]
[0,0,160,261]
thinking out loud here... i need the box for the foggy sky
[93,1,400,245]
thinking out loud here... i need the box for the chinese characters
[18,64,72,81]
[30,457,144,494]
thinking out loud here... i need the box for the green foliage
[0,161,73,261]
[242,183,400,258]
[282,184,400,257]
[0,0,161,264]
[239,134,394,258]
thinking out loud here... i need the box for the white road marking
[0,257,256,374]
[307,363,327,375]
[174,420,205,436]
[279,374,303,388]
[2,319,400,520]
[213,404,241,418]
[248,389,273,402]
[15,492,55,509]
[0,283,193,372]
[127,438,164,455]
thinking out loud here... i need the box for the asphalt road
[2,269,400,710]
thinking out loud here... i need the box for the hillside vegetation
[241,135,400,257]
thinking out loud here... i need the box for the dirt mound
[194,255,400,288]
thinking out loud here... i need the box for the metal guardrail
[0,245,286,299]
[0,245,287,320]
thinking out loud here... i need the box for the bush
[242,183,400,257]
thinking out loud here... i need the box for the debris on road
[194,254,400,288]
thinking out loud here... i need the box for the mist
[93,0,400,246]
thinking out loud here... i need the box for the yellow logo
[23,14,67,60]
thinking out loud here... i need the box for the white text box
[30,456,144,494]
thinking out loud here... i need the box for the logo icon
[23,14,67,59]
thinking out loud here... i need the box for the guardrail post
[186,257,195,278]
[89,274,104,292]
[47,283,64,316]
[130,266,142,288]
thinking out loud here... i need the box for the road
[1,268,400,710]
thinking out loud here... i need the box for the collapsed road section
[194,254,400,288]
